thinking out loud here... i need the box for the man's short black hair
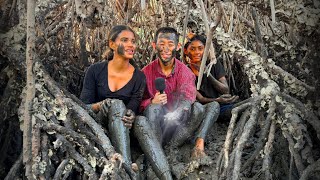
[154,27,179,43]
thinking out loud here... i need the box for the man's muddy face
[155,32,178,66]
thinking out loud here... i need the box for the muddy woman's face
[113,30,136,59]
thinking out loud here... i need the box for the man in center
[140,27,197,141]
[134,27,219,180]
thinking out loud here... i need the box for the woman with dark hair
[80,25,146,171]
[184,33,238,157]
[184,34,238,106]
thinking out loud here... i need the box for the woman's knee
[106,99,126,114]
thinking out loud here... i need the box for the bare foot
[191,138,206,159]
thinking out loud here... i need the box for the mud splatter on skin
[156,32,178,66]
[158,33,178,45]
[117,43,125,56]
[156,45,177,66]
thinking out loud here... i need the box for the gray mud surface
[133,122,229,180]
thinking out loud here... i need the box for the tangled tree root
[5,62,136,180]
[215,28,319,180]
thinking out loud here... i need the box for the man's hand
[122,109,135,128]
[215,94,239,104]
[152,92,167,105]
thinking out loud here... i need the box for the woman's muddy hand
[122,109,135,128]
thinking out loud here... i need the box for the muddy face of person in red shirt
[152,32,181,66]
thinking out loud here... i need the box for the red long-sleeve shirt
[140,58,196,112]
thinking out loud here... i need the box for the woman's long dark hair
[102,25,135,60]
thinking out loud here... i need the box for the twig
[41,122,101,158]
[53,158,70,180]
[262,120,276,180]
[226,54,238,93]
[269,0,276,28]
[232,105,260,180]
[223,102,252,169]
[46,0,73,38]
[216,150,224,176]
[197,0,223,90]
[241,98,276,171]
[232,109,251,146]
[24,0,36,178]
[59,136,98,179]
[41,134,50,179]
[251,7,267,59]
[8,0,17,17]
[235,11,254,29]
[282,131,305,176]
[31,122,41,178]
[289,154,294,180]
[180,0,191,62]
[228,3,235,34]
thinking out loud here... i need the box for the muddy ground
[131,121,229,180]
[131,119,320,180]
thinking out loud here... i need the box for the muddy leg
[194,101,220,140]
[168,102,205,147]
[104,99,132,165]
[143,104,163,143]
[133,116,172,180]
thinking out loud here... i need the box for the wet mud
[132,122,229,180]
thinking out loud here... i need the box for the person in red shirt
[135,27,195,180]
[133,27,220,180]
[139,27,196,143]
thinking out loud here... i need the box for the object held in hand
[155,77,166,94]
